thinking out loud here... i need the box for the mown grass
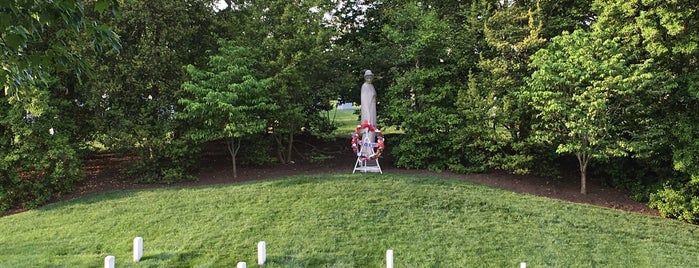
[1,174,698,267]
[328,108,403,137]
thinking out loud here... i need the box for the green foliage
[526,29,643,193]
[82,0,216,183]
[453,73,495,173]
[380,2,463,171]
[236,136,276,167]
[648,114,699,223]
[216,0,341,164]
[0,79,84,213]
[589,0,698,205]
[0,0,121,209]
[386,67,460,171]
[179,42,276,178]
[120,137,199,184]
[0,0,120,94]
[454,1,547,174]
[649,175,699,223]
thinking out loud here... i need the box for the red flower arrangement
[351,121,385,161]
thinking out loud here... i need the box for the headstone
[104,256,115,268]
[133,237,143,262]
[237,261,247,268]
[520,262,526,268]
[386,249,394,268]
[258,241,266,265]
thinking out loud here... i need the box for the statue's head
[364,70,374,83]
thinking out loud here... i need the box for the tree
[459,0,546,174]
[379,1,463,171]
[216,0,341,164]
[588,0,699,221]
[85,0,217,182]
[1,0,120,95]
[1,0,119,212]
[180,42,276,179]
[526,29,639,194]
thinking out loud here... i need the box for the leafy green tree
[216,0,340,164]
[1,0,120,95]
[1,0,119,212]
[379,1,462,171]
[535,0,593,38]
[589,0,699,221]
[85,0,216,182]
[0,78,85,211]
[180,42,276,179]
[526,29,649,194]
[462,0,546,173]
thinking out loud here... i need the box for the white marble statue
[360,70,376,126]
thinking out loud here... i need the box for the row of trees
[352,0,698,222]
[2,0,698,223]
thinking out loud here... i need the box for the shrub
[649,176,699,223]
[120,138,199,184]
[0,135,83,214]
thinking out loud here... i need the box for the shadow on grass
[267,255,361,267]
[37,190,142,212]
[146,251,202,263]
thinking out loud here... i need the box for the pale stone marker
[237,261,247,268]
[133,237,143,262]
[520,262,526,268]
[258,241,266,265]
[104,255,115,268]
[386,249,394,268]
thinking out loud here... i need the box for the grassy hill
[1,174,697,267]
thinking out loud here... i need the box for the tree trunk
[274,134,284,164]
[577,152,588,194]
[286,131,294,163]
[225,137,240,179]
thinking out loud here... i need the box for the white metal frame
[353,127,382,174]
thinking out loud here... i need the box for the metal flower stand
[353,127,383,174]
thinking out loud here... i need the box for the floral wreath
[351,121,385,161]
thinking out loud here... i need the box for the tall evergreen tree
[378,1,463,171]
[462,0,546,173]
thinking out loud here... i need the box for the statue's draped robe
[360,82,377,156]
[360,82,376,126]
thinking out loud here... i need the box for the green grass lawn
[1,174,698,267]
[328,108,402,137]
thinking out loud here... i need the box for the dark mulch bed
[6,136,659,217]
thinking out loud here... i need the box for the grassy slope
[329,108,402,137]
[1,174,698,267]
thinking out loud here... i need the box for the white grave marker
[386,249,394,268]
[258,241,266,265]
[104,256,115,268]
[237,261,247,268]
[133,237,143,262]
[520,262,526,268]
